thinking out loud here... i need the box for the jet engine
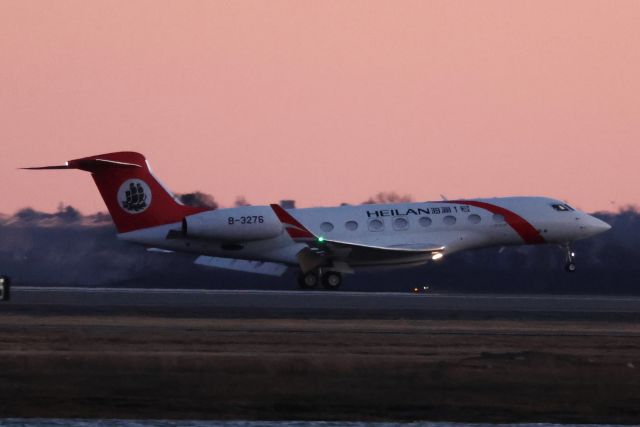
[182,206,284,241]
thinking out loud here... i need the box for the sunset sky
[1,1,638,214]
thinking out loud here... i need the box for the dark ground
[0,312,639,423]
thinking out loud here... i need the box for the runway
[2,287,640,422]
[6,286,640,319]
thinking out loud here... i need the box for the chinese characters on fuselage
[366,205,470,218]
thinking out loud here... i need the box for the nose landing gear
[564,245,577,272]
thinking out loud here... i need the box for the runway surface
[2,287,640,422]
[5,286,640,319]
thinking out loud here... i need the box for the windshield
[551,203,575,212]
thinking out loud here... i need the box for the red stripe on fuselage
[447,200,546,245]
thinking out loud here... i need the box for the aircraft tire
[565,262,577,273]
[0,275,10,301]
[321,272,342,290]
[298,272,319,289]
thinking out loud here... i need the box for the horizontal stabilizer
[194,256,288,276]
[23,158,141,172]
[22,165,71,170]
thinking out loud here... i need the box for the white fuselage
[119,196,610,269]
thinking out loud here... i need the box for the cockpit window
[551,204,574,212]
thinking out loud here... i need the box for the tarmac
[6,286,640,320]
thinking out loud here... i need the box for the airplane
[26,151,611,290]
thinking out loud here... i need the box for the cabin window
[393,217,409,230]
[418,216,432,227]
[493,214,505,223]
[368,218,384,232]
[345,220,358,231]
[468,214,481,224]
[443,215,456,225]
[320,222,334,232]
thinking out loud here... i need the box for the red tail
[28,152,207,233]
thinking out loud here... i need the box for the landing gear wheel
[563,244,577,273]
[321,272,342,290]
[298,272,319,289]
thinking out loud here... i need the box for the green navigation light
[318,237,325,243]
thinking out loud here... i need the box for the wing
[194,256,288,276]
[270,204,444,272]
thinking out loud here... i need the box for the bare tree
[234,196,250,207]
[177,192,218,210]
[362,192,413,205]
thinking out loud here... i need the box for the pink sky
[1,1,638,214]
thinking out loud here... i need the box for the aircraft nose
[584,215,611,236]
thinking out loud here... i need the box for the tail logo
[118,179,152,214]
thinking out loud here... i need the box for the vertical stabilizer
[26,152,208,233]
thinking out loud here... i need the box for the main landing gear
[297,270,343,290]
[564,245,577,273]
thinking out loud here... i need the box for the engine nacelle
[182,206,284,242]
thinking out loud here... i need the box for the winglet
[270,204,316,241]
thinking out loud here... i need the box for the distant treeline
[0,195,637,294]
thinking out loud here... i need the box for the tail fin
[25,152,208,233]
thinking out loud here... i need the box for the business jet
[26,152,611,290]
